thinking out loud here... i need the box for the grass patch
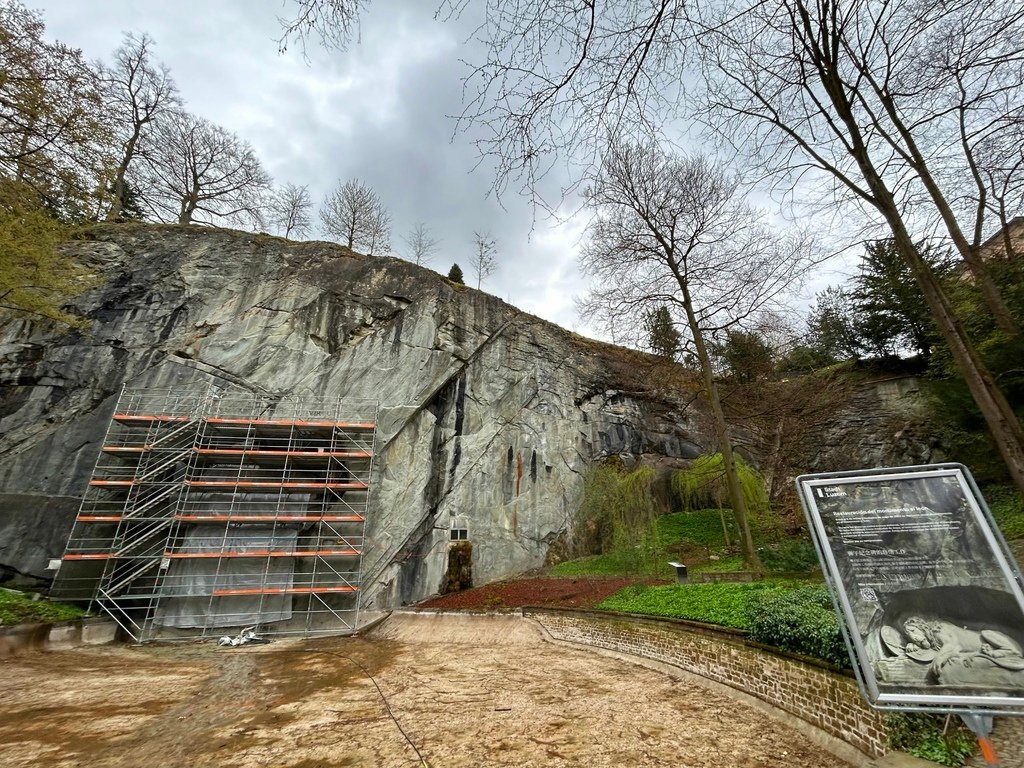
[550,553,659,577]
[758,539,821,573]
[0,589,86,626]
[596,581,796,630]
[655,509,737,549]
[691,554,745,573]
[984,484,1024,540]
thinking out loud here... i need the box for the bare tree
[688,0,1024,491]
[101,32,179,221]
[278,0,368,53]
[319,178,390,253]
[580,140,815,570]
[365,202,391,256]
[470,230,497,289]
[403,221,440,265]
[280,0,1024,491]
[268,182,313,239]
[139,111,272,227]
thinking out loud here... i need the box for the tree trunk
[680,286,763,571]
[811,41,1024,493]
[105,130,141,222]
[887,216,1024,492]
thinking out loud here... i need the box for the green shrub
[746,584,848,667]
[597,581,791,630]
[759,539,821,573]
[0,589,86,626]
[885,713,977,767]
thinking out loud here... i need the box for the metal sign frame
[796,463,1024,713]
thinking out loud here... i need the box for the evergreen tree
[447,263,464,285]
[642,305,680,360]
[806,286,860,363]
[714,329,774,383]
[849,240,945,359]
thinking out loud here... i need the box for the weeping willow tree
[572,460,659,573]
[672,454,770,559]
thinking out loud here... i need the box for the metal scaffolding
[51,386,377,642]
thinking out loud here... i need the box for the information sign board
[796,464,1024,711]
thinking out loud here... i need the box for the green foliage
[758,539,820,573]
[885,713,977,767]
[0,589,86,626]
[655,509,737,549]
[447,262,464,284]
[673,454,768,514]
[551,552,658,577]
[0,3,113,220]
[984,484,1024,540]
[847,240,947,359]
[806,241,949,363]
[691,554,745,573]
[0,181,94,324]
[571,461,660,574]
[597,581,792,629]
[806,285,859,363]
[924,256,1024,484]
[745,584,848,667]
[713,329,774,383]
[643,304,681,360]
[555,508,741,577]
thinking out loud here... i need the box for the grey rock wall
[0,225,705,605]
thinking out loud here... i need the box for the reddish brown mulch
[415,576,660,612]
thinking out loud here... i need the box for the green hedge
[597,581,791,630]
[745,584,848,667]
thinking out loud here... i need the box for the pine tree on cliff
[447,263,464,285]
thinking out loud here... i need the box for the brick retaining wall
[524,607,889,757]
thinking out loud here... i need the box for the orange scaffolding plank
[175,515,364,522]
[194,448,372,458]
[212,585,358,596]
[92,479,368,489]
[204,416,375,429]
[102,446,150,454]
[76,516,124,522]
[184,480,368,489]
[62,553,113,560]
[163,549,360,559]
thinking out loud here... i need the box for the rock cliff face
[0,225,705,605]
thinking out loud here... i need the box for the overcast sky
[30,0,599,333]
[31,0,851,341]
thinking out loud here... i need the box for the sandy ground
[0,614,856,768]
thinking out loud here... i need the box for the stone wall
[524,607,889,757]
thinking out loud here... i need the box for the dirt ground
[416,575,653,611]
[0,613,856,768]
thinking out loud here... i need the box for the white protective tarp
[155,525,298,628]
